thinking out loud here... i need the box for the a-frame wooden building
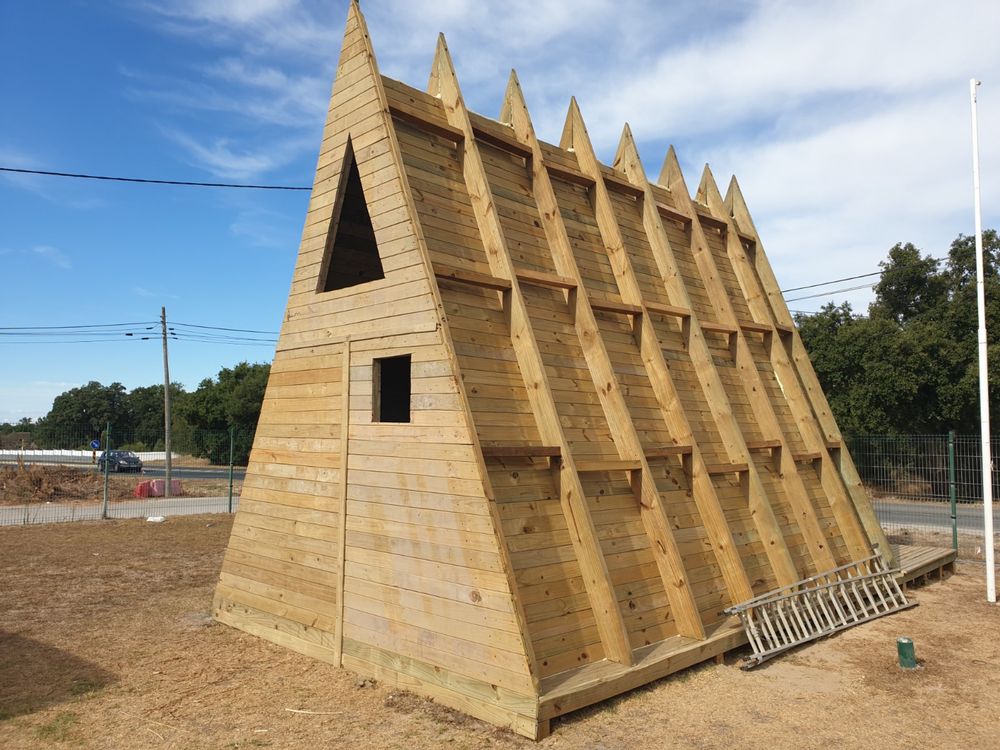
[214,2,896,738]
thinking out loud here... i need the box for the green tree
[178,362,270,464]
[125,383,190,451]
[797,229,1000,435]
[35,381,131,448]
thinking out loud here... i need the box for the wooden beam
[745,439,782,451]
[644,301,691,319]
[705,462,750,476]
[615,133,801,590]
[551,101,760,616]
[387,103,465,142]
[335,336,351,666]
[576,459,643,473]
[545,163,595,188]
[506,82,712,638]
[481,444,561,458]
[656,204,692,227]
[645,445,694,458]
[514,268,577,290]
[669,157,842,573]
[431,42,635,666]
[590,298,644,316]
[433,264,512,292]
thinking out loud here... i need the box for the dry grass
[0,516,997,749]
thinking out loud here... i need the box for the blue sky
[2,0,999,423]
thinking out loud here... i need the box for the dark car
[97,450,143,473]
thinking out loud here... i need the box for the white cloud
[130,0,1000,311]
[31,245,72,270]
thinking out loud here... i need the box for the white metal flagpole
[970,77,996,603]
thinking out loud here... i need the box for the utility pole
[161,306,173,499]
[970,78,995,603]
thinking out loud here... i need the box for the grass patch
[35,711,79,742]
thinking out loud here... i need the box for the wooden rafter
[723,176,895,566]
[428,36,635,666]
[504,79,710,638]
[615,133,802,588]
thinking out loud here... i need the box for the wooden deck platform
[533,543,956,735]
[892,543,957,587]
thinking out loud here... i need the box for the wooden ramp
[212,2,931,739]
[893,544,957,587]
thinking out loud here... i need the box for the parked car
[98,450,143,473]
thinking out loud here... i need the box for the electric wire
[0,166,310,191]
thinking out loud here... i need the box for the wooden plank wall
[215,5,539,735]
[216,2,889,737]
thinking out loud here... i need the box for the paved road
[876,500,998,534]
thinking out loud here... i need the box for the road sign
[90,439,101,450]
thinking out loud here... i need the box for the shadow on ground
[0,632,117,720]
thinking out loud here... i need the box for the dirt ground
[1,517,997,750]
[0,465,241,505]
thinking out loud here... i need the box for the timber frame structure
[213,2,898,738]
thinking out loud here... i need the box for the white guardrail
[0,449,179,463]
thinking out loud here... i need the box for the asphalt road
[875,499,999,534]
[0,459,245,482]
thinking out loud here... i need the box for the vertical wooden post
[335,335,351,667]
[161,306,172,499]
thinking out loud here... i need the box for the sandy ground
[1,516,997,750]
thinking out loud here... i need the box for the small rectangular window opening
[373,355,411,423]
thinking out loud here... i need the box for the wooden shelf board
[793,451,823,463]
[515,268,577,291]
[656,203,692,227]
[699,320,738,336]
[644,301,691,319]
[645,445,693,459]
[745,439,782,451]
[705,462,749,475]
[546,163,595,188]
[434,265,512,292]
[739,321,772,335]
[388,102,464,142]
[575,459,642,473]
[590,298,643,316]
[481,444,561,458]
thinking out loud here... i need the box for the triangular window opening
[317,143,385,293]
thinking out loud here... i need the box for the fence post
[228,426,235,514]
[102,422,111,520]
[948,430,958,552]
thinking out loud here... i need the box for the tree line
[1,362,270,465]
[796,229,999,435]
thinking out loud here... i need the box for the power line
[171,321,279,335]
[0,166,310,192]
[785,282,877,303]
[0,321,156,330]
[780,271,883,294]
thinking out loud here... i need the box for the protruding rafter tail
[613,122,645,179]
[726,175,755,230]
[560,96,585,151]
[697,163,725,211]
[659,145,688,196]
[499,69,521,126]
[428,32,456,98]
